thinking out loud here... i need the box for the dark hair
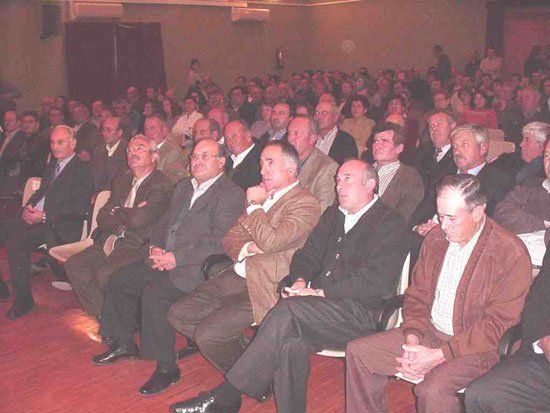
[21,110,39,121]
[229,86,248,97]
[350,95,370,110]
[436,174,487,212]
[162,97,182,117]
[373,122,405,146]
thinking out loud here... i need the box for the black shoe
[175,340,199,360]
[170,389,242,413]
[257,386,272,403]
[6,299,34,320]
[101,336,116,345]
[139,366,181,396]
[0,281,10,302]
[91,343,139,365]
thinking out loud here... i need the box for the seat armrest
[497,324,522,360]
[201,254,232,281]
[375,294,404,331]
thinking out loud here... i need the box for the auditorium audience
[345,174,532,413]
[171,96,203,147]
[340,95,375,155]
[462,90,498,129]
[480,48,503,79]
[192,117,221,143]
[169,159,407,413]
[66,134,172,316]
[72,103,100,162]
[91,139,244,395]
[250,102,272,139]
[258,102,290,144]
[4,125,94,319]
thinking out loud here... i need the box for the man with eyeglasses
[314,101,358,164]
[91,138,245,397]
[65,134,172,316]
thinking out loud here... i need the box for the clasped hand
[282,278,323,298]
[395,335,445,380]
[149,246,176,271]
[22,205,45,225]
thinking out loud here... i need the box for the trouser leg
[345,328,405,413]
[99,261,159,347]
[226,296,376,412]
[465,350,550,413]
[65,246,105,315]
[140,273,185,364]
[167,270,251,372]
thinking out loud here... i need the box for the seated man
[66,134,172,317]
[192,117,221,144]
[72,103,100,162]
[91,116,128,191]
[144,114,188,184]
[314,101,358,164]
[91,139,244,394]
[372,122,424,222]
[5,125,94,319]
[167,141,320,381]
[286,115,338,212]
[465,246,550,413]
[414,109,457,189]
[491,121,549,185]
[170,159,408,413]
[224,120,263,190]
[494,137,550,235]
[345,174,532,413]
[258,102,290,144]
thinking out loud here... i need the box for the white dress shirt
[315,126,338,155]
[106,139,121,157]
[231,143,255,170]
[190,172,223,209]
[338,195,378,233]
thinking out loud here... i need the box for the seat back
[89,191,111,236]
[488,140,515,162]
[22,177,42,206]
[385,253,411,330]
[487,128,505,141]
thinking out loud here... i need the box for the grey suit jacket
[380,163,424,223]
[149,175,245,292]
[299,148,337,213]
[157,139,189,184]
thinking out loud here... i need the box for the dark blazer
[410,162,513,227]
[521,247,550,348]
[257,130,288,146]
[237,101,257,127]
[149,175,245,292]
[91,139,128,191]
[328,129,358,165]
[289,199,408,309]
[94,169,173,251]
[414,142,456,189]
[75,122,100,159]
[27,155,94,244]
[491,152,544,185]
[225,143,263,190]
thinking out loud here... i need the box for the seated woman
[340,95,375,156]
[462,90,498,128]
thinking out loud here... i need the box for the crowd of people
[0,43,550,413]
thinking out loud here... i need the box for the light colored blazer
[380,163,424,223]
[223,184,321,323]
[157,139,189,184]
[299,148,338,213]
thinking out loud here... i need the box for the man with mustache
[65,134,173,317]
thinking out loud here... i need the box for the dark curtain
[65,22,117,105]
[115,23,166,95]
[65,22,166,103]
[485,1,505,55]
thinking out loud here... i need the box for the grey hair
[436,174,487,212]
[52,124,76,140]
[522,121,550,145]
[450,123,488,146]
[264,141,300,178]
[130,134,158,155]
[292,114,320,137]
[360,160,379,191]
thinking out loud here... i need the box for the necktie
[54,162,61,178]
[433,148,442,161]
[124,178,139,208]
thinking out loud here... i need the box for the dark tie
[433,148,442,161]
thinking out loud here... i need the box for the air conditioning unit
[231,7,270,23]
[70,2,123,20]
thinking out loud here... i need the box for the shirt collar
[231,143,255,165]
[375,160,400,173]
[106,139,121,157]
[191,172,223,192]
[157,139,166,149]
[447,216,486,250]
[459,161,486,176]
[339,195,378,218]
[543,179,550,193]
[267,180,299,204]
[57,153,76,170]
[320,125,338,140]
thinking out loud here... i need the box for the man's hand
[78,150,91,162]
[246,184,268,205]
[415,219,437,237]
[149,246,165,256]
[247,242,264,255]
[538,336,550,363]
[282,278,307,298]
[150,251,177,271]
[396,344,445,379]
[22,206,45,225]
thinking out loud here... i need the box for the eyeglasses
[189,153,220,162]
[315,110,331,116]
